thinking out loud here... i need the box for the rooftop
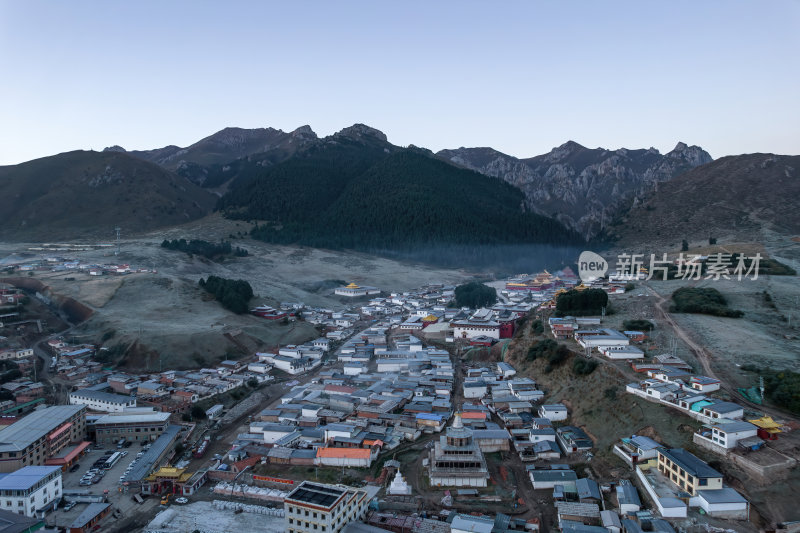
[0,466,60,491]
[286,481,346,509]
[659,448,722,479]
[0,405,84,453]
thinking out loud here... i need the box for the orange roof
[461,412,487,419]
[316,447,372,459]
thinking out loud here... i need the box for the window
[699,478,708,486]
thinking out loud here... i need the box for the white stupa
[388,469,412,495]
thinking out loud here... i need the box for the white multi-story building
[69,389,136,413]
[284,481,377,533]
[0,466,62,517]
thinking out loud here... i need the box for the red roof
[324,385,357,394]
[316,447,372,459]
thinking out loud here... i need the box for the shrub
[573,358,598,375]
[670,287,743,318]
[623,319,654,331]
[162,238,248,259]
[531,319,544,335]
[624,283,636,292]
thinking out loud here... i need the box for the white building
[575,328,630,350]
[284,481,378,533]
[539,404,568,421]
[0,466,62,517]
[695,421,758,449]
[68,389,136,413]
[334,283,380,297]
[599,346,644,360]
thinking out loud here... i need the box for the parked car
[175,497,188,504]
[79,479,92,486]
[120,451,128,457]
[69,463,81,473]
[91,475,102,484]
[63,501,77,511]
[123,441,133,448]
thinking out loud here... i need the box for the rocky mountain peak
[666,142,713,166]
[334,124,388,143]
[103,145,127,153]
[290,125,317,140]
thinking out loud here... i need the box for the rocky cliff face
[438,141,712,238]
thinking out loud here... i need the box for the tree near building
[454,282,497,308]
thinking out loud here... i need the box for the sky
[0,1,798,165]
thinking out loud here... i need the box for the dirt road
[647,283,800,423]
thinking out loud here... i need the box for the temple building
[428,414,489,487]
[334,283,380,297]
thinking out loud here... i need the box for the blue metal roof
[0,466,60,491]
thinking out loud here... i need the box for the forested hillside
[219,145,584,251]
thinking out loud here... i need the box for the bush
[555,288,608,316]
[604,387,617,400]
[531,319,544,335]
[624,283,636,292]
[527,339,569,367]
[454,282,497,308]
[623,319,654,331]
[161,238,248,259]
[190,405,207,420]
[670,287,743,318]
[681,239,689,251]
[573,358,598,375]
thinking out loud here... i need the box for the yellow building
[657,448,723,495]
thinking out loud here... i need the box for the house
[616,480,641,513]
[529,468,577,490]
[463,381,488,399]
[599,346,645,360]
[657,448,723,496]
[532,440,561,460]
[613,435,662,466]
[496,362,516,379]
[316,446,378,468]
[575,328,629,350]
[701,402,744,421]
[600,510,622,533]
[539,404,568,421]
[450,514,495,533]
[576,478,602,505]
[69,502,111,533]
[689,376,721,393]
[557,426,593,455]
[694,420,758,450]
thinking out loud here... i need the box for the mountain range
[0,123,793,250]
[437,141,712,238]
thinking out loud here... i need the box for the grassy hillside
[0,150,215,240]
[608,153,800,249]
[221,147,583,250]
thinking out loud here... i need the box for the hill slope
[437,141,712,238]
[218,128,583,251]
[113,125,318,187]
[0,151,215,241]
[609,153,800,249]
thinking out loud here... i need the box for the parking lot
[46,445,159,530]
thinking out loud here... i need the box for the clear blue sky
[1,1,798,165]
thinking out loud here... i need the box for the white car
[175,497,188,504]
